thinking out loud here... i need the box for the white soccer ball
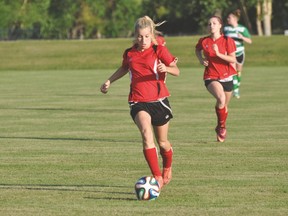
[135,176,160,200]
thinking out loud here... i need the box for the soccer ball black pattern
[135,176,160,200]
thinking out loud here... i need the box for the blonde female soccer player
[100,16,179,188]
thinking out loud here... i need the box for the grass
[0,65,288,215]
[0,35,287,71]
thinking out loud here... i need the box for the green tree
[0,1,15,39]
[44,0,78,39]
[82,0,106,38]
[272,0,288,34]
[44,0,140,39]
[103,0,142,38]
[142,0,236,35]
[0,0,49,39]
[0,0,285,40]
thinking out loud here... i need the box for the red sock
[160,147,173,168]
[224,109,228,124]
[143,148,162,177]
[215,106,227,128]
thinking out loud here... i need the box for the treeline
[0,0,287,40]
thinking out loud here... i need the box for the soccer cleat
[154,175,164,189]
[162,167,172,186]
[215,126,227,142]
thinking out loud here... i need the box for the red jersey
[156,35,166,46]
[122,44,176,102]
[195,35,237,80]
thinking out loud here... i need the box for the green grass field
[0,35,287,70]
[0,37,288,215]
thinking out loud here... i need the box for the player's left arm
[238,33,252,44]
[213,44,236,64]
[157,58,180,76]
[238,28,252,44]
[157,46,180,76]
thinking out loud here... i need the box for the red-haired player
[195,16,237,142]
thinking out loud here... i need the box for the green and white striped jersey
[223,24,251,56]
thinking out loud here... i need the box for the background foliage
[0,0,287,40]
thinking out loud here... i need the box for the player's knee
[157,139,170,149]
[216,98,226,108]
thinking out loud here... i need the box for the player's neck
[211,32,221,41]
[232,22,238,28]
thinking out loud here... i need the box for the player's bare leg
[207,81,232,142]
[135,111,163,188]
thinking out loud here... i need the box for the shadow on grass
[0,107,127,113]
[84,196,136,201]
[0,136,136,143]
[0,184,136,201]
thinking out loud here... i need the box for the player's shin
[233,75,240,98]
[215,106,227,128]
[143,147,162,177]
[160,147,173,185]
[143,147,163,188]
[160,147,173,169]
[237,71,242,86]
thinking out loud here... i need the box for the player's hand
[238,33,243,39]
[212,44,219,55]
[157,60,167,73]
[100,80,110,94]
[201,59,209,67]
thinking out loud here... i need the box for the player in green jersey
[224,9,252,99]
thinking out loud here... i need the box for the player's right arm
[100,66,128,94]
[195,49,209,67]
[195,38,209,67]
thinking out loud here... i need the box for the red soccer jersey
[122,44,176,102]
[156,35,166,46]
[195,35,237,80]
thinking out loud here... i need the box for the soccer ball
[135,176,160,200]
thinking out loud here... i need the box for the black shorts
[205,80,233,92]
[129,98,173,126]
[236,52,245,65]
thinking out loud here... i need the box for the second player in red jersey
[195,16,237,143]
[196,35,237,80]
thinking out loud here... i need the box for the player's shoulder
[199,35,211,43]
[237,24,249,31]
[123,45,137,57]
[156,35,166,46]
[154,43,165,50]
[223,25,234,31]
[195,36,211,48]
[237,23,246,28]
[224,35,233,40]
[224,35,236,45]
[153,43,170,55]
